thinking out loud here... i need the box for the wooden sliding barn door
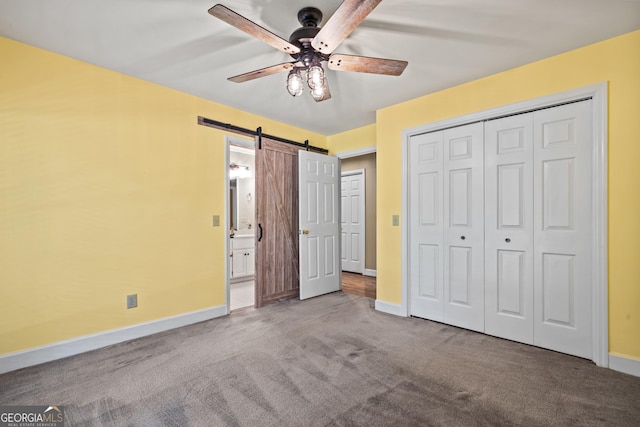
[255,136,300,307]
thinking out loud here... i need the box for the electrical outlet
[127,294,137,309]
[213,215,220,227]
[392,215,400,226]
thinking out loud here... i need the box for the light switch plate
[213,215,220,227]
[392,215,400,226]
[127,294,137,309]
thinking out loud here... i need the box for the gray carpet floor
[1,292,639,426]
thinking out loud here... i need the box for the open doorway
[339,151,377,277]
[339,149,377,299]
[226,136,255,311]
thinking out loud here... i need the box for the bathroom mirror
[229,145,255,235]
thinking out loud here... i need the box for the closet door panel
[533,101,592,359]
[498,164,525,228]
[443,123,484,332]
[449,246,471,305]
[497,250,526,315]
[409,132,445,321]
[449,169,471,226]
[418,244,439,299]
[485,114,534,343]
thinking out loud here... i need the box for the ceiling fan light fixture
[229,163,251,179]
[306,63,325,89]
[310,78,328,102]
[286,69,304,97]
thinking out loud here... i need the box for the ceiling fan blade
[328,54,407,76]
[311,0,382,54]
[209,4,300,55]
[228,62,294,83]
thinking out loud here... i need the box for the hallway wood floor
[230,273,376,312]
[341,272,376,299]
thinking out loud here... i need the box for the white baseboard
[375,300,407,317]
[0,305,227,374]
[609,353,640,378]
[364,269,377,277]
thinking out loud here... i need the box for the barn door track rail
[198,116,327,153]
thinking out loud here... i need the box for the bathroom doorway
[227,136,256,311]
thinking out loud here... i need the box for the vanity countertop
[232,233,254,238]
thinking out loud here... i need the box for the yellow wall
[376,30,640,359]
[327,124,376,155]
[0,37,326,355]
[3,28,639,362]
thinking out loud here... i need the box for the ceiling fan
[208,0,408,102]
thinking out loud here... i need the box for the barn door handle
[258,223,263,242]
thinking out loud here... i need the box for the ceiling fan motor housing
[289,7,329,64]
[297,7,322,27]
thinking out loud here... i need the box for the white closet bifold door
[409,131,445,322]
[533,101,593,359]
[408,98,595,360]
[408,122,485,333]
[484,113,535,344]
[442,123,485,332]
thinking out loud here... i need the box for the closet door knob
[505,238,511,243]
[460,236,466,240]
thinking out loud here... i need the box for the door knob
[460,236,466,240]
[301,229,310,235]
[505,238,511,243]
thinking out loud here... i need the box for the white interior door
[299,150,341,300]
[409,131,445,321]
[442,123,485,332]
[341,170,365,273]
[533,101,592,359]
[485,113,534,343]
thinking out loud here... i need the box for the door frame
[225,135,256,314]
[400,82,608,367]
[341,168,366,274]
[337,146,377,277]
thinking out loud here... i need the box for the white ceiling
[1,0,639,135]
